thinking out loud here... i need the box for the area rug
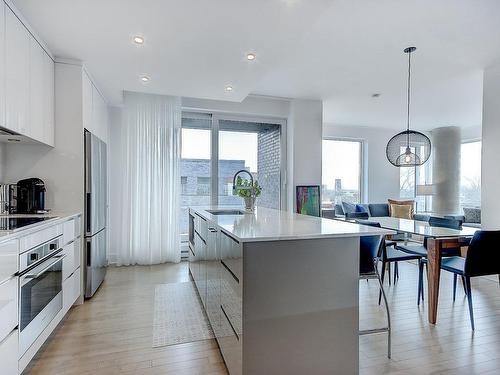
[152,281,214,347]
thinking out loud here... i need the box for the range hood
[0,126,42,144]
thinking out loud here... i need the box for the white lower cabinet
[62,241,75,281]
[0,329,18,375]
[0,277,18,343]
[63,268,81,312]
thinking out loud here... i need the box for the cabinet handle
[221,260,239,283]
[194,231,206,244]
[221,230,239,244]
[221,304,239,341]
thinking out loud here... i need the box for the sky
[322,139,361,190]
[460,141,481,187]
[181,128,258,172]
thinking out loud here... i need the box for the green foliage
[234,176,262,198]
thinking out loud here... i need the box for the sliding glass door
[180,112,285,235]
[218,119,282,209]
[180,114,211,235]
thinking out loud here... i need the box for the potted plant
[234,176,262,212]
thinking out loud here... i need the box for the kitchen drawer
[194,213,208,241]
[0,277,18,343]
[73,239,81,269]
[63,219,76,245]
[0,329,18,375]
[219,305,242,375]
[63,267,80,312]
[0,240,18,284]
[20,224,63,253]
[62,241,75,281]
[221,263,242,337]
[219,231,242,281]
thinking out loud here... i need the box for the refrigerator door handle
[86,239,91,267]
[86,192,92,234]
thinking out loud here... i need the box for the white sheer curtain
[115,91,181,265]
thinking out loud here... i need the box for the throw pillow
[342,201,357,214]
[355,204,368,213]
[388,199,414,217]
[463,207,481,224]
[390,204,413,220]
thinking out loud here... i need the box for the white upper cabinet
[29,38,55,146]
[84,69,108,144]
[29,37,45,142]
[5,6,30,135]
[41,45,55,146]
[4,4,54,146]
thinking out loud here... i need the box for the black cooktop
[0,217,52,231]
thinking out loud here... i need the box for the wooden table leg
[426,238,442,324]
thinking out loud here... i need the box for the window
[180,115,211,235]
[217,120,281,209]
[196,177,210,195]
[181,176,188,194]
[180,113,285,235]
[460,141,481,209]
[399,146,432,210]
[322,139,362,208]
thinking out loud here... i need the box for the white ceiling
[13,0,500,130]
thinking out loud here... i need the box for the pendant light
[386,47,431,167]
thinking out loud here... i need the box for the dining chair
[357,220,422,303]
[358,233,391,358]
[437,230,500,330]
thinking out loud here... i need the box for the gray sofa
[334,202,390,218]
[446,207,481,229]
[334,201,430,222]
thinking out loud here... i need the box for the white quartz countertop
[190,206,395,242]
[0,212,81,242]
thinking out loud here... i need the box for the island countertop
[190,206,394,243]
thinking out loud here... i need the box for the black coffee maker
[17,178,46,214]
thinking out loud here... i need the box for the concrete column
[431,126,461,215]
[481,64,500,230]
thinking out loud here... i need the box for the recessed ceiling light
[246,53,256,61]
[133,36,144,45]
[140,75,150,83]
[225,85,233,92]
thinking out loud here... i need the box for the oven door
[19,253,65,355]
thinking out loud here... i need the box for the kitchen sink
[206,209,246,216]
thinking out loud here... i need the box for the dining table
[354,216,478,324]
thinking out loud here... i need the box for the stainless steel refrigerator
[84,130,107,298]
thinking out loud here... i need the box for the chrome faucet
[232,169,254,195]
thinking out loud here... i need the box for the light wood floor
[24,261,500,375]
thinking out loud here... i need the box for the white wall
[322,123,401,203]
[481,64,500,230]
[108,106,122,264]
[182,94,290,119]
[287,99,323,211]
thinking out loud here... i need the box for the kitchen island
[188,206,393,375]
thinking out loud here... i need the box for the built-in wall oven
[18,235,65,355]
